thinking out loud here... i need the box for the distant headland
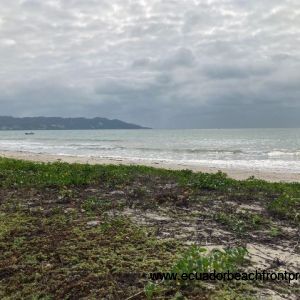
[0,116,149,130]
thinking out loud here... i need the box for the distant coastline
[0,116,149,130]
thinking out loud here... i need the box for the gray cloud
[0,0,300,128]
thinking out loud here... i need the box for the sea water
[0,128,300,173]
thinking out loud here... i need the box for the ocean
[1,128,300,173]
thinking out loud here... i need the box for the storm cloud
[0,0,300,128]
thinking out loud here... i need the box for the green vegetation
[0,157,299,299]
[145,246,250,299]
[268,193,300,221]
[214,212,266,234]
[172,246,248,278]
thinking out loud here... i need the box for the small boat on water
[25,132,35,135]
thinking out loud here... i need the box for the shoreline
[1,150,300,182]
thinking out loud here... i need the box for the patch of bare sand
[237,203,264,213]
[248,243,300,272]
[119,206,300,278]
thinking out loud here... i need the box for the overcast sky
[0,0,299,128]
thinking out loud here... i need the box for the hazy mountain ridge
[0,116,149,130]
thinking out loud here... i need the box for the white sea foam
[268,150,300,157]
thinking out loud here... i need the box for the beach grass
[0,157,299,299]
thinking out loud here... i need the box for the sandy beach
[1,150,300,183]
[1,149,300,299]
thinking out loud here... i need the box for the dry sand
[1,150,300,182]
